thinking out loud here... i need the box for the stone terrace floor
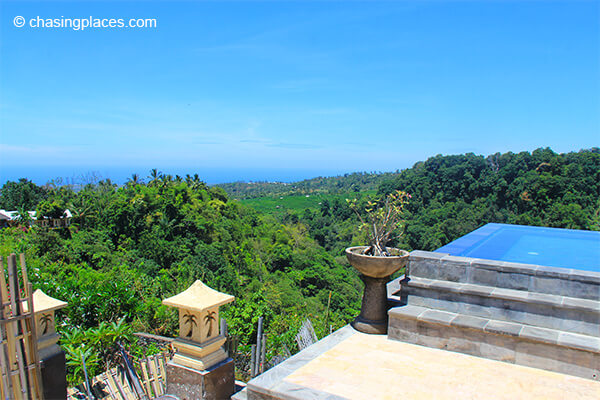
[239,325,600,400]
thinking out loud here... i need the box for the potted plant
[346,190,410,334]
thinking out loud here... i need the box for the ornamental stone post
[31,289,68,400]
[162,280,235,400]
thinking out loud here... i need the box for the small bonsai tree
[348,190,410,256]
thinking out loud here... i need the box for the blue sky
[1,1,598,184]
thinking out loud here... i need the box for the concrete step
[408,250,600,300]
[401,276,600,336]
[388,304,600,380]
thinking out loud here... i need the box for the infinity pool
[436,223,600,272]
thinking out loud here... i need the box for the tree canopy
[0,147,597,384]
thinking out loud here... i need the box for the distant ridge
[216,171,400,199]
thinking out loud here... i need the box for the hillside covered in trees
[0,175,363,382]
[384,147,600,250]
[233,148,599,255]
[0,147,598,383]
[217,171,399,199]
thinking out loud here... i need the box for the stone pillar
[351,276,389,334]
[31,289,68,400]
[163,280,235,400]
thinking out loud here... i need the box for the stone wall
[388,250,600,380]
[408,250,600,300]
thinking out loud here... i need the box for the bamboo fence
[0,254,43,399]
[67,351,169,400]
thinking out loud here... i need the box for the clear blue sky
[1,1,598,184]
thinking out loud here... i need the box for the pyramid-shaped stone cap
[162,280,234,313]
[24,289,68,313]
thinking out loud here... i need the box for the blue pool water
[436,223,600,272]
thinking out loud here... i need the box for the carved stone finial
[162,280,235,371]
[29,289,67,349]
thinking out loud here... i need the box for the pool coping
[435,223,600,273]
[412,250,600,284]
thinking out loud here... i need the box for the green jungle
[1,147,598,385]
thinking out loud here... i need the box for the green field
[240,191,377,216]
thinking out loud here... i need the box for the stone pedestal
[39,343,67,400]
[170,335,229,371]
[167,358,234,400]
[345,246,409,335]
[27,289,68,398]
[162,281,236,399]
[351,276,389,334]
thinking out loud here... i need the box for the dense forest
[235,148,599,255]
[0,147,598,384]
[384,148,600,250]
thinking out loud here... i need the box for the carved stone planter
[346,246,409,334]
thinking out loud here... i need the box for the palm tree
[89,321,110,348]
[64,344,100,385]
[16,206,32,227]
[193,174,207,191]
[148,169,163,185]
[108,319,132,346]
[182,311,197,338]
[126,173,142,187]
[39,313,52,335]
[186,174,206,191]
[204,311,217,337]
[68,196,95,227]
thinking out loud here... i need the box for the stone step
[401,276,600,337]
[408,250,600,300]
[388,304,600,380]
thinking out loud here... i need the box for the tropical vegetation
[0,147,598,385]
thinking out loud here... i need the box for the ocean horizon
[0,165,391,187]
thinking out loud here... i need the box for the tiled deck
[243,325,600,400]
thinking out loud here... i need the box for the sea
[0,165,354,186]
